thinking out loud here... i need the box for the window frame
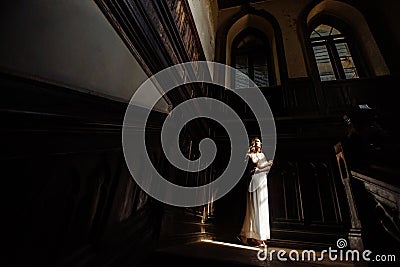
[308,18,368,82]
[231,28,275,87]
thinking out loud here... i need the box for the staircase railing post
[334,142,365,251]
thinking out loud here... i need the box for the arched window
[232,29,274,87]
[310,24,359,81]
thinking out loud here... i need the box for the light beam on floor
[201,239,261,251]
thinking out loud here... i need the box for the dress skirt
[240,172,270,241]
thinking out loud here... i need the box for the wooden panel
[269,159,345,226]
[1,72,166,266]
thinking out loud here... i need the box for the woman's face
[250,140,261,152]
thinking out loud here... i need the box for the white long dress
[240,152,271,241]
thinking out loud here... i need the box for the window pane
[310,30,321,39]
[311,25,342,39]
[235,54,248,70]
[253,54,269,87]
[314,24,331,36]
[313,45,336,81]
[233,32,272,87]
[237,34,264,49]
[330,27,341,36]
[235,54,250,88]
[312,24,341,37]
[254,65,269,87]
[335,42,359,79]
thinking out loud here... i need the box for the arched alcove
[216,8,287,86]
[301,0,389,78]
[227,14,280,85]
[231,27,274,87]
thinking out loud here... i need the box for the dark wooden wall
[2,2,214,265]
[1,73,166,266]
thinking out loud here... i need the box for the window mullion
[327,39,345,79]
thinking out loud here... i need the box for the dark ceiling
[217,0,266,10]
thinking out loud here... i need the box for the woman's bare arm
[254,160,273,174]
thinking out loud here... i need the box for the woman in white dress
[238,137,273,247]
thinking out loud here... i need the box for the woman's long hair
[249,137,262,153]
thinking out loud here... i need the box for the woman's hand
[252,167,265,174]
[254,163,273,174]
